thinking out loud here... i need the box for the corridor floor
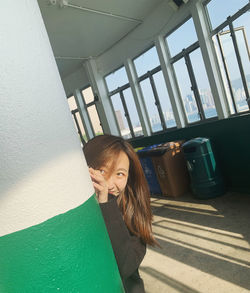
[140,192,250,293]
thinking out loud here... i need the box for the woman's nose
[107,176,115,189]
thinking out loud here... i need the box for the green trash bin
[182,137,225,199]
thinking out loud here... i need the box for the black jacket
[100,195,146,293]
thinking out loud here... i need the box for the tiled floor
[140,192,250,293]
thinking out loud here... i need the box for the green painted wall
[0,195,124,293]
[131,114,250,193]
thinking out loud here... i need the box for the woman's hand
[89,167,108,203]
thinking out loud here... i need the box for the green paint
[0,195,124,293]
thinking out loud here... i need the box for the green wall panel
[0,195,124,293]
[131,114,250,193]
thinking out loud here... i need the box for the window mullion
[228,20,250,108]
[184,53,205,120]
[149,74,167,130]
[120,91,135,138]
[216,33,237,113]
[71,110,86,145]
[74,89,94,140]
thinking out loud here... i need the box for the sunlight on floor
[140,193,250,293]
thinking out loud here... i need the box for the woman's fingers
[89,167,108,203]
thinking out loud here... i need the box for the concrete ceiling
[38,0,164,78]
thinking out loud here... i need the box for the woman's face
[99,151,130,196]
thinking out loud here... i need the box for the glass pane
[206,0,249,29]
[218,27,249,113]
[82,86,94,104]
[212,34,236,114]
[189,48,217,119]
[105,66,129,92]
[152,71,176,128]
[111,93,131,139]
[123,87,143,137]
[87,105,103,136]
[140,78,163,132]
[67,95,77,111]
[234,13,250,95]
[166,18,197,57]
[134,46,160,77]
[173,58,200,123]
[75,111,87,144]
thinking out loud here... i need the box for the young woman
[83,134,157,293]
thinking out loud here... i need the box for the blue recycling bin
[182,137,225,199]
[137,145,162,195]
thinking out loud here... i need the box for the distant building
[115,110,125,130]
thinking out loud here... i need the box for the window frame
[67,94,87,145]
[133,45,177,133]
[204,1,250,115]
[105,66,144,139]
[165,16,219,125]
[80,85,104,136]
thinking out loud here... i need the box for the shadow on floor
[149,192,250,290]
[140,266,200,293]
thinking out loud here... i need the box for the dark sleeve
[99,196,146,280]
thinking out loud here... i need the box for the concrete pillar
[124,59,152,136]
[0,1,123,292]
[155,36,187,128]
[191,1,229,119]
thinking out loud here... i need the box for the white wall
[62,66,89,96]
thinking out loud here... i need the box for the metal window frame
[67,94,87,143]
[137,66,168,132]
[71,109,86,145]
[206,2,250,113]
[132,46,179,133]
[80,85,104,135]
[108,84,143,139]
[170,41,218,124]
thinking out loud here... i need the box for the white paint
[62,67,89,96]
[96,0,177,75]
[0,0,94,236]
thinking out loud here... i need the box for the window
[81,86,103,136]
[167,18,198,57]
[206,0,249,29]
[67,95,87,145]
[105,66,142,139]
[166,18,217,124]
[206,0,250,114]
[134,46,176,132]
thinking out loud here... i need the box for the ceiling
[38,0,165,79]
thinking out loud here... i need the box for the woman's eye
[117,172,124,177]
[99,170,105,175]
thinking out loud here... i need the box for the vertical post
[124,59,152,136]
[0,1,124,292]
[192,1,229,119]
[155,36,187,128]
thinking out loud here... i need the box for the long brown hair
[83,134,156,246]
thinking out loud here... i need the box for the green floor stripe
[0,195,124,293]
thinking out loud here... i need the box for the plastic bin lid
[182,137,212,154]
[148,141,183,156]
[182,137,209,148]
[137,144,161,157]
